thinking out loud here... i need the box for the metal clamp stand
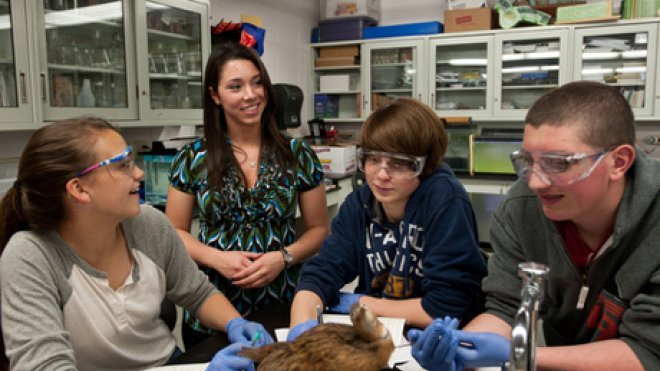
[508,262,550,371]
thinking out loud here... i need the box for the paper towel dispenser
[273,83,303,129]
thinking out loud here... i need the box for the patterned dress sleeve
[168,140,202,195]
[291,138,324,192]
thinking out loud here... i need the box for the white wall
[379,0,446,25]
[210,0,320,136]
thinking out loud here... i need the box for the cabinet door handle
[19,72,28,104]
[418,93,422,101]
[362,94,367,110]
[40,73,47,102]
[431,93,435,108]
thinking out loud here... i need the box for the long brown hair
[0,117,119,249]
[203,43,293,190]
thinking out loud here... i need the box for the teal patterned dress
[168,137,323,334]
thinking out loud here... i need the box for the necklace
[248,160,257,168]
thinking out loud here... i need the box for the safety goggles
[357,149,426,180]
[76,146,135,177]
[510,148,611,186]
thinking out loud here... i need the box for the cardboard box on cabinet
[311,144,357,175]
[444,7,495,33]
[321,0,381,21]
[318,45,360,58]
[319,75,351,92]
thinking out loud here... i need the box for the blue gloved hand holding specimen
[328,292,364,314]
[226,317,273,347]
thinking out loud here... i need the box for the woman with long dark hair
[166,43,329,348]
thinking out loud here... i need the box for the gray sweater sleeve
[125,205,219,317]
[1,233,77,371]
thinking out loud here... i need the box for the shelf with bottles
[148,28,197,41]
[149,73,200,80]
[149,80,200,110]
[49,71,128,108]
[435,69,487,89]
[146,4,199,40]
[46,27,126,72]
[500,39,561,91]
[48,64,126,75]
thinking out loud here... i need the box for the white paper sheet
[146,362,209,370]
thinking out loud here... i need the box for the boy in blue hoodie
[287,98,487,338]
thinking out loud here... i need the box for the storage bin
[319,16,377,42]
[314,94,340,118]
[320,75,351,92]
[321,0,381,21]
[362,21,443,39]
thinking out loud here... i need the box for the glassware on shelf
[184,52,201,76]
[166,83,180,108]
[77,78,96,107]
[93,80,108,107]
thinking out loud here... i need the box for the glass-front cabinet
[0,0,33,125]
[429,36,494,119]
[363,39,425,114]
[136,0,209,122]
[0,0,208,129]
[310,41,362,122]
[574,23,657,117]
[38,0,138,120]
[494,30,570,118]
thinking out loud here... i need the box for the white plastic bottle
[77,78,96,107]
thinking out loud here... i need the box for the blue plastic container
[363,21,443,39]
[318,16,377,42]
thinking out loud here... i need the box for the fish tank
[142,152,176,206]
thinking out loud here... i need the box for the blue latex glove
[328,292,364,314]
[408,316,463,371]
[226,317,274,347]
[206,342,255,371]
[287,319,318,342]
[454,331,510,368]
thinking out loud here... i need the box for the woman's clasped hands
[212,250,286,289]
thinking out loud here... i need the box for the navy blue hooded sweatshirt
[297,164,487,320]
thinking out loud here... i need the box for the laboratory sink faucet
[509,262,550,371]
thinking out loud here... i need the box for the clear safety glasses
[510,148,611,186]
[76,146,136,177]
[357,149,426,180]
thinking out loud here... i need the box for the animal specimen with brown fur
[239,303,395,371]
